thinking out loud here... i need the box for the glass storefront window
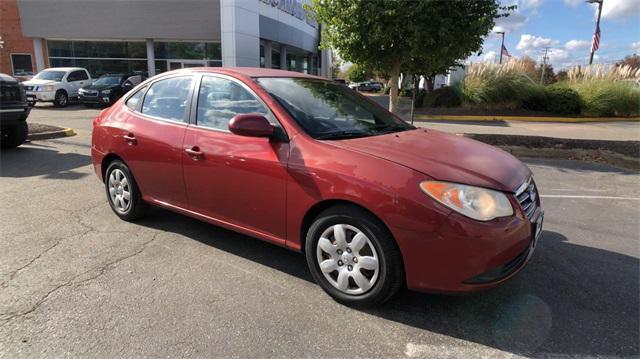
[260,45,265,68]
[154,42,221,60]
[271,50,281,69]
[49,58,149,78]
[47,40,146,59]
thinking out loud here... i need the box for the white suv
[23,67,92,107]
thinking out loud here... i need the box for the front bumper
[80,93,113,105]
[394,203,543,294]
[0,105,31,123]
[26,91,55,102]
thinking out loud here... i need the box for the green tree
[309,0,510,113]
[344,63,372,82]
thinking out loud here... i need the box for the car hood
[22,79,57,86]
[82,84,117,91]
[331,129,531,192]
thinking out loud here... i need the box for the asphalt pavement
[0,104,638,358]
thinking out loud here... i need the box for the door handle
[123,133,137,144]
[185,146,204,159]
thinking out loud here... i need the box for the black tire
[53,90,68,107]
[305,205,404,308]
[0,122,28,148]
[104,160,147,221]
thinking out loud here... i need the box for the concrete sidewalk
[413,119,640,141]
[365,95,640,141]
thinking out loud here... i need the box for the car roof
[184,67,326,80]
[42,67,87,72]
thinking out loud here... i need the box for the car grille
[1,84,22,101]
[81,90,98,97]
[463,246,531,284]
[515,178,538,221]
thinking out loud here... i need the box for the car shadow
[135,209,639,357]
[32,103,98,112]
[0,145,91,179]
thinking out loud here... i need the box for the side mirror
[228,114,274,138]
[122,82,134,92]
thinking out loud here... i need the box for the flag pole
[497,31,505,64]
[588,0,603,65]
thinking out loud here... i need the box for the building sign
[259,0,318,28]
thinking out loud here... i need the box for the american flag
[501,44,511,57]
[591,24,601,53]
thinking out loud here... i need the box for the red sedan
[91,68,543,307]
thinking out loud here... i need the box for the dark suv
[79,73,144,107]
[0,73,31,148]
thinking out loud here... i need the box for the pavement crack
[0,232,159,326]
[0,239,63,288]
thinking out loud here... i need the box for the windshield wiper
[315,130,371,140]
[372,124,413,134]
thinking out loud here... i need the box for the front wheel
[0,122,28,148]
[104,160,147,221]
[305,205,404,308]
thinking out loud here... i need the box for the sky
[474,0,640,69]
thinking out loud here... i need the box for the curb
[464,133,640,171]
[415,114,640,123]
[28,128,76,141]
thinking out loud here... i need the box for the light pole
[496,31,505,64]
[587,0,603,65]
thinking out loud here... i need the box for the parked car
[22,67,92,107]
[350,81,383,92]
[0,73,31,148]
[91,68,543,307]
[79,73,144,107]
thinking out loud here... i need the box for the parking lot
[1,105,638,358]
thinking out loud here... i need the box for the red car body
[91,68,542,294]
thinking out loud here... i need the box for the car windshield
[34,71,65,82]
[94,75,123,86]
[256,77,413,140]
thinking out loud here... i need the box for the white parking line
[540,195,640,201]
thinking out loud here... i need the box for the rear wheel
[105,160,147,221]
[0,122,28,148]
[305,205,404,307]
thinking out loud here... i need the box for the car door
[66,70,90,97]
[182,74,289,243]
[119,75,196,208]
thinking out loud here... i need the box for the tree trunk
[425,76,435,92]
[388,61,402,113]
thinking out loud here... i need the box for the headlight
[101,89,111,95]
[419,181,513,221]
[38,85,54,92]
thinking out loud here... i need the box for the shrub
[421,86,462,107]
[463,65,544,110]
[572,80,640,116]
[543,86,581,115]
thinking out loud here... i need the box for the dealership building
[1,0,332,79]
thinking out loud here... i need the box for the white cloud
[548,49,570,62]
[517,34,560,53]
[521,0,544,9]
[565,40,591,51]
[632,41,640,50]
[483,51,499,63]
[600,0,640,20]
[493,8,528,33]
[563,0,582,7]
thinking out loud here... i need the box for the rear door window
[141,76,194,122]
